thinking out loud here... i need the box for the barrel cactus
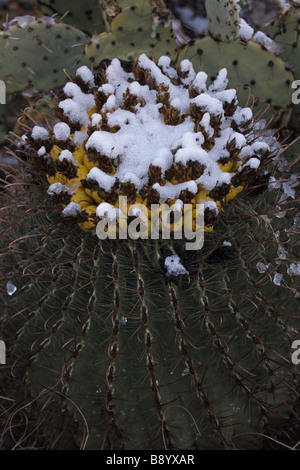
[0,53,299,450]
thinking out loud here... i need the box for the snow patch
[287,264,300,276]
[61,202,81,217]
[53,122,71,141]
[76,65,95,88]
[273,272,283,286]
[32,126,49,141]
[238,19,254,41]
[164,255,188,278]
[6,280,17,296]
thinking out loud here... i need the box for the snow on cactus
[27,54,279,235]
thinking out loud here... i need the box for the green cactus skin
[38,0,106,35]
[0,17,89,95]
[178,35,294,120]
[0,162,299,450]
[267,7,300,131]
[267,7,300,78]
[86,0,178,63]
[204,0,240,42]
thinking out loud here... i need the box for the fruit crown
[27,54,276,233]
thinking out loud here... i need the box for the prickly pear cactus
[266,5,300,82]
[267,5,300,130]
[178,36,294,118]
[0,16,89,95]
[86,0,178,63]
[0,56,299,450]
[204,0,240,42]
[39,0,106,35]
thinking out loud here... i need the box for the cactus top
[28,54,273,233]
